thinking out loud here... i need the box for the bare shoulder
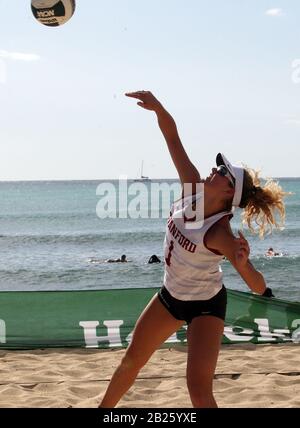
[205,215,235,251]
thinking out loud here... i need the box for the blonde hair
[240,168,290,238]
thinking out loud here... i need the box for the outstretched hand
[125,90,163,112]
[235,230,250,268]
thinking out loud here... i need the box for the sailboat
[134,160,151,182]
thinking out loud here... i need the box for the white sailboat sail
[134,161,151,182]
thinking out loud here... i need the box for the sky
[0,0,299,180]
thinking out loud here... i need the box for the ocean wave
[222,254,300,262]
[0,263,165,291]
[0,212,95,220]
[0,231,165,245]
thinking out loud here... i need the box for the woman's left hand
[235,230,250,268]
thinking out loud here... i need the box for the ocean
[0,179,299,301]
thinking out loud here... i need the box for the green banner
[0,288,299,349]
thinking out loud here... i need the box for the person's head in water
[148,255,161,264]
[203,153,290,238]
[121,255,127,262]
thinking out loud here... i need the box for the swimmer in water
[105,254,128,263]
[265,247,280,257]
[148,255,161,264]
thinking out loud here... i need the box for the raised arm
[125,91,201,187]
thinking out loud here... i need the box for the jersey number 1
[165,240,174,267]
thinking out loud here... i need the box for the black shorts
[158,285,227,325]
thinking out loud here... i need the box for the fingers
[237,246,248,255]
[125,92,141,99]
[235,237,249,248]
[237,239,250,250]
[237,230,249,247]
[235,234,250,260]
[234,231,250,265]
[238,243,249,250]
[125,91,150,99]
[125,90,161,112]
[236,246,249,264]
[137,102,147,109]
[237,248,249,259]
[238,230,246,240]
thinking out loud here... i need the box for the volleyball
[31,0,76,27]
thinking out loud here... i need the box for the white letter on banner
[126,330,183,345]
[223,326,254,342]
[291,319,300,343]
[255,318,277,342]
[272,328,292,342]
[127,332,182,344]
[0,320,6,343]
[79,320,123,348]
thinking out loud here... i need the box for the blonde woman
[99,91,288,408]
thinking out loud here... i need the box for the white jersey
[163,191,232,301]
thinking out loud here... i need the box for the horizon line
[0,177,299,183]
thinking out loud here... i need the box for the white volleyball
[31,0,76,27]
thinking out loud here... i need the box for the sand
[0,344,299,408]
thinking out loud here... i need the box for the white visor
[216,153,244,207]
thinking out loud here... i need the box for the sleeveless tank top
[163,191,232,301]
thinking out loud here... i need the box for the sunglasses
[216,165,235,188]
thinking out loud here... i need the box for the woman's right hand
[125,91,164,113]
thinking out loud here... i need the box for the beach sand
[0,344,299,408]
